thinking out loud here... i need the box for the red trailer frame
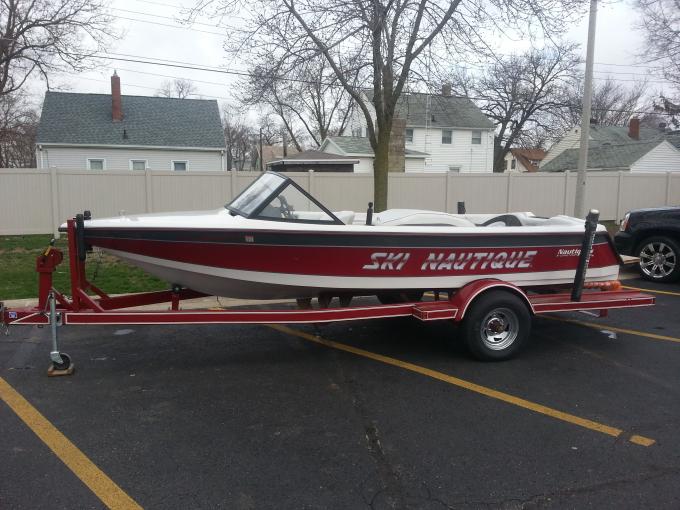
[0,215,655,373]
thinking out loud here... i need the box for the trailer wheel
[461,290,531,361]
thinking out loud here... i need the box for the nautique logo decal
[363,250,538,271]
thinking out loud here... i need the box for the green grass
[0,235,167,300]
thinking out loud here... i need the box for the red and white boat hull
[87,226,621,299]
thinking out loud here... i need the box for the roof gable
[37,91,225,149]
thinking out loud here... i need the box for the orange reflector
[583,280,621,290]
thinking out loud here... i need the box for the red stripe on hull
[89,238,619,277]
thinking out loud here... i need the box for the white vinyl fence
[1,168,679,236]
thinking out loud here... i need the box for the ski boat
[74,171,621,300]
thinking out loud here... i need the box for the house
[319,135,428,173]
[504,148,547,172]
[267,150,358,172]
[540,139,680,173]
[542,119,662,167]
[321,85,495,173]
[36,73,226,171]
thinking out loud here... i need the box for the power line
[55,67,678,118]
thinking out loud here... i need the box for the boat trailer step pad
[412,302,459,321]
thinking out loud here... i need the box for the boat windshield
[227,172,343,224]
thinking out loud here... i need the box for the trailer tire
[461,290,531,361]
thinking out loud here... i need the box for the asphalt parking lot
[1,273,680,509]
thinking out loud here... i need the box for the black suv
[615,206,680,282]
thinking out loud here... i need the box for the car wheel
[636,236,680,283]
[460,290,531,361]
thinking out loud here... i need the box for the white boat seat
[333,211,355,225]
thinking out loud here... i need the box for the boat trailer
[0,211,655,373]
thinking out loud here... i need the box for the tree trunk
[372,129,390,212]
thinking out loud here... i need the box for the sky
[25,0,672,113]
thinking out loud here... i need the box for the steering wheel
[277,195,295,219]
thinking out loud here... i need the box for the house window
[87,159,105,170]
[172,161,188,171]
[448,165,461,173]
[405,128,414,143]
[352,127,363,137]
[511,159,516,170]
[471,130,482,144]
[441,129,452,144]
[130,160,147,171]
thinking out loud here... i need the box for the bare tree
[157,78,198,99]
[192,0,581,210]
[222,105,254,171]
[0,91,38,167]
[0,0,114,97]
[452,44,581,171]
[635,0,680,93]
[559,77,648,129]
[242,57,353,149]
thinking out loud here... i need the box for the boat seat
[480,214,523,227]
[333,211,355,225]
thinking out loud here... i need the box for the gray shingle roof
[327,136,428,157]
[587,125,660,145]
[37,91,225,148]
[540,139,667,172]
[365,91,494,129]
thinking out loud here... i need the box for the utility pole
[574,0,598,218]
[259,127,264,172]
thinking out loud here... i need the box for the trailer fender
[450,280,535,321]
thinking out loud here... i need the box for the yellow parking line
[269,324,655,447]
[622,285,680,297]
[0,377,143,510]
[543,316,680,344]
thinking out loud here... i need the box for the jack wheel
[52,353,71,371]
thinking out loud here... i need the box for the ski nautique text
[362,250,538,271]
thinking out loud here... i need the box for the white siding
[543,128,580,167]
[631,141,680,173]
[405,158,425,172]
[39,146,224,171]
[503,152,531,173]
[353,157,374,173]
[406,127,493,172]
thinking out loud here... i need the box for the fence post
[49,167,60,238]
[230,169,236,200]
[563,170,570,215]
[445,171,452,212]
[615,170,624,222]
[667,172,673,206]
[506,172,513,212]
[144,168,153,213]
[308,170,315,210]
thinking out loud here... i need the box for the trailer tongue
[1,210,654,373]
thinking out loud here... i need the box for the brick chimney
[442,83,452,97]
[628,117,640,140]
[388,117,406,172]
[111,71,123,122]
